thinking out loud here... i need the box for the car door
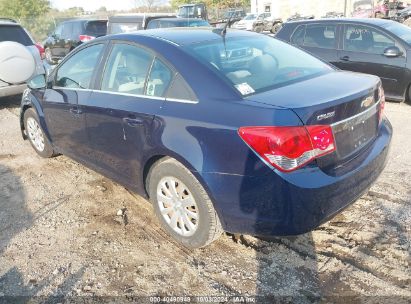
[337,24,407,98]
[84,42,172,187]
[290,23,340,66]
[42,43,105,161]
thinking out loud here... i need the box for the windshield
[186,20,210,27]
[244,14,256,20]
[186,35,333,96]
[384,22,411,44]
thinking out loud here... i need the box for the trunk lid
[247,71,382,169]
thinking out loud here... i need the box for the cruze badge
[317,111,335,121]
[361,96,374,108]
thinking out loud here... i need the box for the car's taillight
[238,125,336,172]
[79,35,96,43]
[35,43,45,60]
[378,85,385,123]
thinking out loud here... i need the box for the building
[251,0,357,19]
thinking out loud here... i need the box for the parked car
[352,0,374,18]
[276,18,411,102]
[20,28,392,248]
[232,13,272,32]
[43,19,107,65]
[322,12,345,18]
[375,0,409,19]
[287,13,315,22]
[146,18,210,29]
[0,18,45,98]
[177,3,208,20]
[107,14,176,34]
[393,5,411,22]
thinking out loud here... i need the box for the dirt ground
[0,95,410,303]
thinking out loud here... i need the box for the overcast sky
[50,0,166,11]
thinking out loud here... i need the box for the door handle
[340,56,350,62]
[69,107,82,115]
[123,117,144,127]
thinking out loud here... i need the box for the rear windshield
[186,35,333,96]
[85,21,107,36]
[109,22,142,34]
[0,25,32,46]
[383,22,411,44]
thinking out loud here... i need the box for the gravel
[0,96,410,302]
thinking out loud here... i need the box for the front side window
[101,43,154,95]
[55,44,104,89]
[186,35,333,96]
[304,24,337,49]
[344,25,396,54]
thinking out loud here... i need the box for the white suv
[0,18,45,98]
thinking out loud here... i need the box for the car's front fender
[20,89,52,142]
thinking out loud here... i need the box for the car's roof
[0,18,20,26]
[109,14,175,23]
[155,18,208,23]
[118,27,257,46]
[63,19,107,24]
[287,17,393,27]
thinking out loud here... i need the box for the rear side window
[56,44,104,89]
[166,73,197,102]
[304,24,337,49]
[86,21,107,36]
[291,25,305,45]
[146,20,159,29]
[0,25,32,46]
[146,58,173,97]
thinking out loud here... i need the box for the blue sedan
[20,28,392,248]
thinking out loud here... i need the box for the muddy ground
[0,96,410,303]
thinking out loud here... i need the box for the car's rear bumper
[0,84,27,98]
[203,118,393,236]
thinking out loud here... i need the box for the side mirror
[27,74,46,90]
[384,46,402,57]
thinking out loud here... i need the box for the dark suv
[276,18,411,102]
[44,19,107,64]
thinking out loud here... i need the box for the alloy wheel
[157,177,199,237]
[27,117,45,152]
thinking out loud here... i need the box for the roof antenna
[213,12,233,37]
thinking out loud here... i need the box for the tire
[406,84,411,104]
[375,12,384,19]
[24,108,55,158]
[271,23,282,34]
[254,25,263,33]
[404,18,411,27]
[147,157,223,249]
